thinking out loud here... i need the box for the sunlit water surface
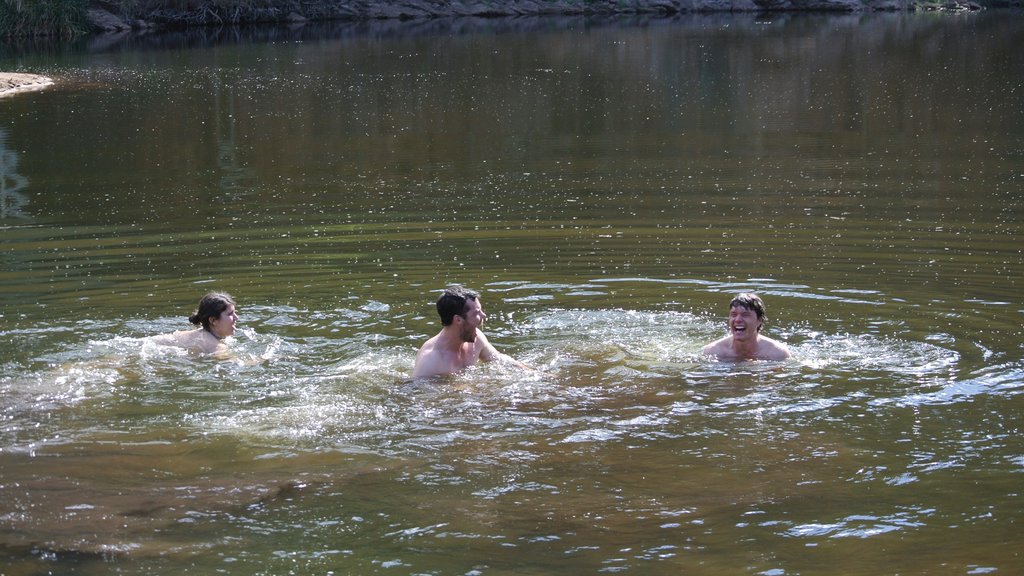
[2,11,1023,575]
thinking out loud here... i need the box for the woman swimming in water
[148,292,239,355]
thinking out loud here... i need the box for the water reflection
[72,14,776,55]
[0,129,29,219]
[214,82,256,196]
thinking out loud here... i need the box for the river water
[1,10,1023,575]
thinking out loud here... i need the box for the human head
[437,286,479,326]
[729,293,766,332]
[188,292,236,331]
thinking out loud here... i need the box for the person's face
[728,304,761,341]
[209,304,238,339]
[457,298,486,342]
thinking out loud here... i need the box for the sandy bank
[0,73,53,97]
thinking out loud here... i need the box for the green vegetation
[0,0,88,37]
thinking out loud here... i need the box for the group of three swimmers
[151,287,791,376]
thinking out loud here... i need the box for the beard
[461,324,477,343]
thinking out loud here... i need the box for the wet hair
[436,286,478,326]
[188,292,235,331]
[730,293,766,331]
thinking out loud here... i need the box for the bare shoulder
[416,334,440,356]
[758,336,791,360]
[412,334,445,378]
[147,329,223,355]
[702,335,732,357]
[147,329,192,346]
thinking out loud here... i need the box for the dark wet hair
[730,293,766,331]
[437,286,478,326]
[188,292,235,331]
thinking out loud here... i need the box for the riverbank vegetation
[3,0,1022,37]
[4,0,318,37]
[1,0,88,37]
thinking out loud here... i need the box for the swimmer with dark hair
[703,293,791,361]
[148,292,239,355]
[413,285,532,378]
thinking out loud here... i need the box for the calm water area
[1,10,1023,575]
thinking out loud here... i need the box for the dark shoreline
[86,0,1008,32]
[48,8,1010,58]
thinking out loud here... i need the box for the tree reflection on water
[0,129,29,219]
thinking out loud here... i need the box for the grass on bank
[0,0,88,37]
[0,0,279,37]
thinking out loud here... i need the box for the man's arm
[477,330,535,371]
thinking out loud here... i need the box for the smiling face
[208,304,238,339]
[728,304,762,342]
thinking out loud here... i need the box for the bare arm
[477,331,535,371]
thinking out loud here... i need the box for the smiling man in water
[413,285,532,378]
[702,293,791,361]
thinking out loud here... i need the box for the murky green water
[2,11,1023,575]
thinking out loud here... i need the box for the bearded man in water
[702,293,791,361]
[412,286,532,378]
